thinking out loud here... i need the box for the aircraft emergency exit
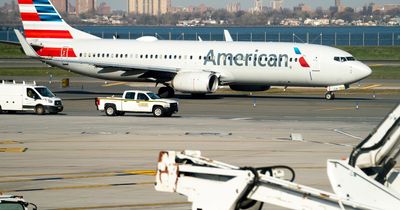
[15,0,372,100]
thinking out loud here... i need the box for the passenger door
[309,56,322,83]
[121,92,138,112]
[23,88,40,110]
[135,93,151,112]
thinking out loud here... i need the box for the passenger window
[137,93,149,101]
[155,55,158,59]
[27,88,39,99]
[125,92,135,99]
[295,58,298,62]
[150,55,153,59]
[190,56,193,60]
[97,53,100,57]
[79,53,82,57]
[116,54,119,58]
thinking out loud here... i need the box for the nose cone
[355,61,372,80]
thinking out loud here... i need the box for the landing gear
[325,91,336,100]
[158,86,175,98]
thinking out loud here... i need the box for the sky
[1,0,400,10]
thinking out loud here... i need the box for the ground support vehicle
[96,90,178,117]
[155,104,400,210]
[0,80,63,115]
[0,194,37,210]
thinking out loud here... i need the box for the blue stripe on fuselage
[33,0,51,5]
[294,47,301,55]
[35,5,56,13]
[39,14,62,22]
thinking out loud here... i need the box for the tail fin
[17,0,99,42]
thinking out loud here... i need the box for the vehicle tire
[325,92,335,100]
[105,105,117,116]
[158,86,175,98]
[35,105,45,115]
[164,111,173,117]
[117,111,125,116]
[152,106,165,117]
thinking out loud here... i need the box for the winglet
[224,30,233,42]
[14,29,39,58]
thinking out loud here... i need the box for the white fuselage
[44,39,372,87]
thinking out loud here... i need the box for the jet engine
[229,85,271,92]
[172,72,219,94]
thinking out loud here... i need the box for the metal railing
[0,30,399,46]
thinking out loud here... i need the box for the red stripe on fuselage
[25,30,73,39]
[18,0,34,4]
[299,57,310,68]
[36,47,77,57]
[21,12,41,21]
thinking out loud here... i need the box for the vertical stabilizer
[16,0,99,43]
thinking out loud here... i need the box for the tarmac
[0,76,399,210]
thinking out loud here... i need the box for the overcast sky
[2,0,399,10]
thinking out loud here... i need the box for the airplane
[14,0,372,100]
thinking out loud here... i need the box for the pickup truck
[95,90,178,117]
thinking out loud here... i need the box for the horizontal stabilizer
[14,29,39,58]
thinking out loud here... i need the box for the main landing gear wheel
[158,86,175,98]
[325,92,336,100]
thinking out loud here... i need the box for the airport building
[50,0,68,14]
[76,0,96,15]
[128,0,171,16]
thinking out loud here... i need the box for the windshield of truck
[0,203,25,210]
[35,87,55,97]
[147,93,161,100]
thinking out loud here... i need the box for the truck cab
[96,90,178,117]
[0,194,37,210]
[0,81,63,115]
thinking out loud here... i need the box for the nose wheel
[158,86,175,98]
[325,91,336,100]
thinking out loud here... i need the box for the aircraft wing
[47,58,180,74]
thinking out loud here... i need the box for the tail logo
[294,47,310,68]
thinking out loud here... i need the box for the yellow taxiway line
[0,148,27,153]
[102,82,128,87]
[1,182,154,193]
[52,202,190,210]
[361,84,382,90]
[0,170,156,178]
[0,170,156,183]
[0,141,22,144]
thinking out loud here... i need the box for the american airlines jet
[14,0,372,100]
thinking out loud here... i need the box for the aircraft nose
[356,61,372,79]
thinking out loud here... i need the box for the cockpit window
[334,56,356,62]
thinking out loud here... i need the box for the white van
[0,80,63,115]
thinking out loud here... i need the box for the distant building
[254,0,263,12]
[294,3,312,13]
[50,0,68,14]
[128,0,171,16]
[227,2,241,13]
[383,4,400,12]
[271,0,283,11]
[76,0,95,15]
[97,2,111,15]
[334,0,345,12]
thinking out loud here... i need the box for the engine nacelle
[172,72,219,93]
[229,85,271,92]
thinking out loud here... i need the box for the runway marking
[102,82,128,87]
[1,182,154,193]
[0,148,27,153]
[0,170,156,183]
[368,64,384,67]
[51,202,190,210]
[362,84,382,90]
[230,117,252,121]
[317,107,355,111]
[0,141,22,144]
[0,170,156,179]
